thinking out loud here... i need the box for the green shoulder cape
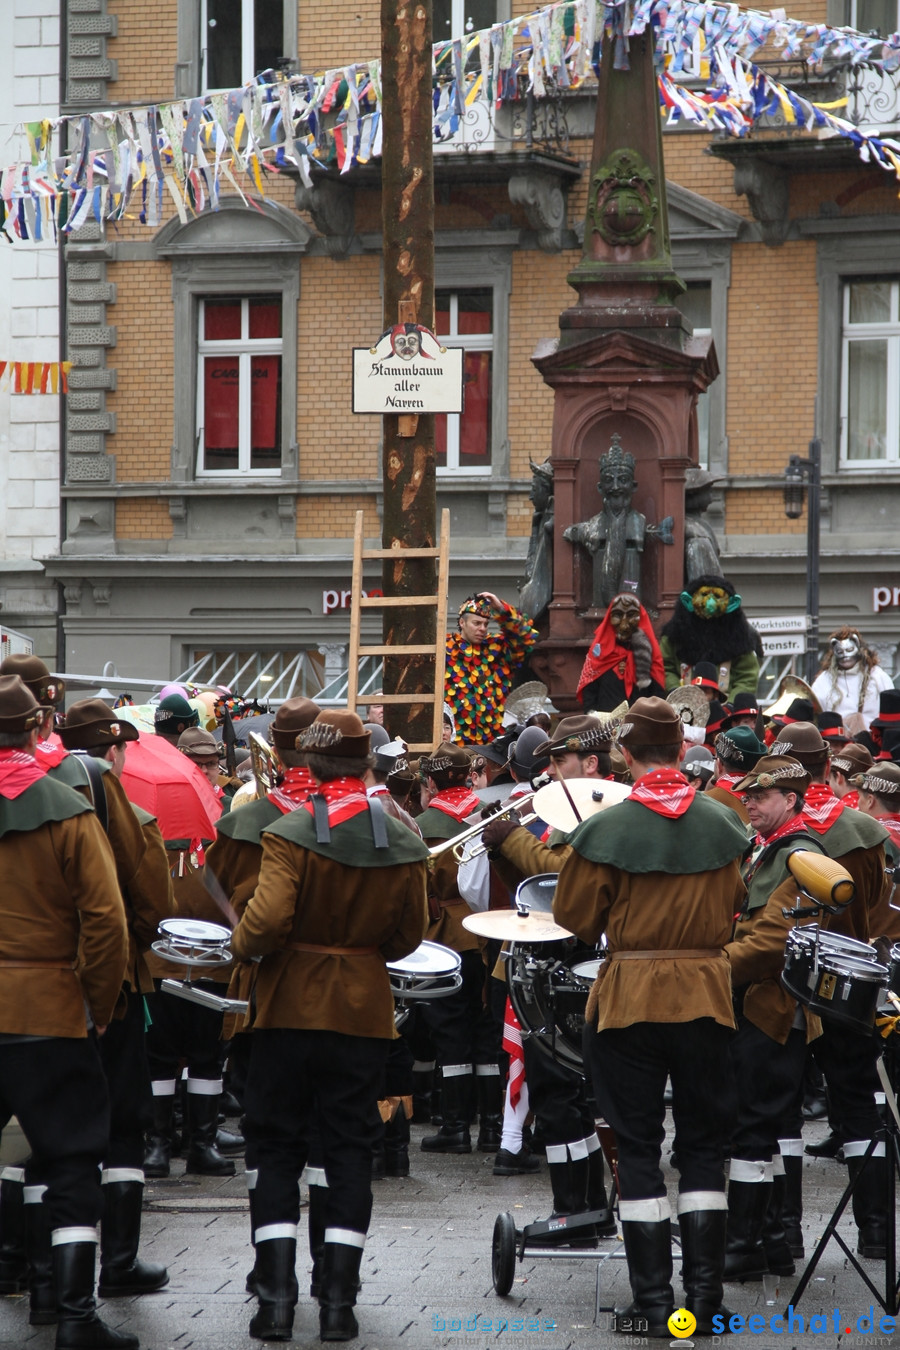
[568,792,749,874]
[47,753,112,792]
[744,831,826,911]
[263,803,430,868]
[216,797,281,846]
[0,776,91,839]
[817,807,888,858]
[416,806,467,843]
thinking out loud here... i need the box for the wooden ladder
[346,508,450,752]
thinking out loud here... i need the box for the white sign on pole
[752,615,808,635]
[353,326,464,415]
[761,635,807,656]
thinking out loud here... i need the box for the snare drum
[507,940,590,1076]
[890,944,900,1000]
[387,941,462,1028]
[151,918,234,968]
[783,925,887,1035]
[571,958,604,985]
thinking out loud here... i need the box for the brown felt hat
[419,743,472,778]
[533,714,615,759]
[734,754,811,796]
[271,697,321,752]
[831,743,874,778]
[773,721,829,768]
[59,698,140,749]
[0,654,65,707]
[617,697,685,749]
[851,761,900,799]
[0,675,49,735]
[296,710,371,758]
[177,727,220,761]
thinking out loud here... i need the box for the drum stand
[786,1033,900,1319]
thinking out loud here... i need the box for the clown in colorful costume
[444,592,538,746]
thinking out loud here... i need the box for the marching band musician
[0,675,136,1350]
[771,722,891,1261]
[853,760,900,939]
[554,698,749,1337]
[416,744,503,1155]
[230,711,429,1343]
[705,726,766,825]
[480,716,619,1235]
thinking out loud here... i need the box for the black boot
[53,1239,139,1349]
[308,1183,327,1298]
[475,1071,502,1153]
[0,1172,27,1294]
[319,1241,363,1342]
[761,1171,794,1277]
[248,1236,297,1342]
[98,1179,169,1297]
[410,1064,434,1124]
[847,1149,887,1259]
[142,1093,175,1180]
[543,1157,596,1248]
[587,1146,618,1238]
[618,1217,675,1337]
[804,1131,843,1159]
[420,1069,472,1154]
[370,1119,386,1181]
[215,1123,246,1156]
[781,1153,804,1259]
[384,1103,410,1178]
[723,1174,771,1282]
[184,1090,236,1176]
[25,1188,55,1325]
[679,1207,729,1335]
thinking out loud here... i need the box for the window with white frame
[435,288,493,474]
[675,282,713,469]
[196,295,283,475]
[202,0,284,89]
[850,0,898,36]
[433,0,502,39]
[840,278,900,465]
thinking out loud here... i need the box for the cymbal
[532,777,631,833]
[462,910,574,942]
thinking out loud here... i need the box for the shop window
[202,0,284,88]
[435,288,493,474]
[840,278,900,465]
[196,295,283,476]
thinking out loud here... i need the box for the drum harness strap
[288,943,380,957]
[309,794,389,848]
[69,751,109,835]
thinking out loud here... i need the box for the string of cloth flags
[0,361,71,393]
[4,0,900,244]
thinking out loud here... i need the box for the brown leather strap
[0,958,75,970]
[609,949,722,961]
[288,942,380,957]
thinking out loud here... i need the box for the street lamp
[782,438,821,684]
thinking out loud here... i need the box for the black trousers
[244,1028,389,1236]
[815,1020,883,1142]
[0,1038,109,1230]
[96,988,152,1169]
[420,949,496,1067]
[523,1038,594,1146]
[144,979,226,1083]
[729,1017,807,1159]
[588,1018,735,1200]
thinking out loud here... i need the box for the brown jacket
[554,851,744,1032]
[144,852,231,984]
[230,833,429,1038]
[126,814,177,993]
[725,874,820,1044]
[204,821,272,1034]
[0,811,128,1035]
[705,784,751,827]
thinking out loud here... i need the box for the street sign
[761,635,806,656]
[353,326,464,414]
[752,615,808,635]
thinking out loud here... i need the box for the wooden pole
[379,0,438,748]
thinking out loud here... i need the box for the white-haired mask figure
[811,626,894,731]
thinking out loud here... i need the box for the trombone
[427,785,545,862]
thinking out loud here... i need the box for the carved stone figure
[684,467,724,584]
[518,458,554,622]
[564,435,673,609]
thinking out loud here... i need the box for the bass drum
[507,937,601,1076]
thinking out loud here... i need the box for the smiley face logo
[668,1308,697,1339]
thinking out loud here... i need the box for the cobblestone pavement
[0,1116,896,1350]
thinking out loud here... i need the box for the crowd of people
[0,590,898,1346]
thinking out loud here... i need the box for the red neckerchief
[843,789,860,810]
[34,737,68,768]
[630,768,695,819]
[801,782,846,834]
[429,785,480,821]
[742,814,809,891]
[269,765,316,816]
[502,998,525,1107]
[714,771,744,795]
[576,604,665,701]
[302,775,369,827]
[0,749,45,800]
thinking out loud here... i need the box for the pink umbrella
[120,732,222,842]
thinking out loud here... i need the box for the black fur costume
[660,575,764,667]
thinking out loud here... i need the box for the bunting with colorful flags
[3,0,900,243]
[0,361,72,393]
